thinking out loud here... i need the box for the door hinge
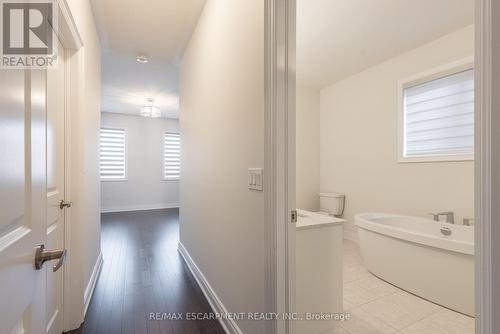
[291,210,297,223]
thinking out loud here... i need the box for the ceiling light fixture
[136,54,148,64]
[140,98,161,118]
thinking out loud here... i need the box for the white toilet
[317,192,345,217]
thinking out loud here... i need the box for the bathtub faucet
[429,211,455,224]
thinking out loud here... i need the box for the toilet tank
[319,193,345,217]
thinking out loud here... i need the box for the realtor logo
[1,0,57,68]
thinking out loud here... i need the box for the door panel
[0,68,33,334]
[0,33,67,334]
[0,67,47,333]
[0,69,26,240]
[45,37,66,334]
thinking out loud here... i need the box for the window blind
[164,132,180,180]
[100,128,126,180]
[403,68,474,158]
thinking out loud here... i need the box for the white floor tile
[344,281,382,309]
[319,324,350,334]
[343,263,371,283]
[352,276,399,299]
[343,239,360,251]
[398,308,475,334]
[343,256,364,268]
[340,240,474,333]
[343,299,356,312]
[340,307,397,334]
[358,291,441,330]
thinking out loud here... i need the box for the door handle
[59,200,72,210]
[34,244,67,272]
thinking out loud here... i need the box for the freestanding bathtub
[355,213,474,316]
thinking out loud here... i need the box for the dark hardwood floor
[68,208,224,334]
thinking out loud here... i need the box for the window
[399,62,474,162]
[100,128,126,180]
[163,132,180,180]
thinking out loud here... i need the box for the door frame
[475,0,499,333]
[52,0,84,330]
[266,0,499,333]
[264,0,296,334]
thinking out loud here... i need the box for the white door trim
[54,0,83,50]
[264,0,296,333]
[52,0,85,330]
[268,0,497,333]
[475,0,498,333]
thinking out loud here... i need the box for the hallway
[76,209,224,334]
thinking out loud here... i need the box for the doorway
[267,0,498,334]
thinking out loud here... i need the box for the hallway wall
[100,113,180,212]
[66,0,102,329]
[179,0,266,333]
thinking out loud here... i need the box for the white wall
[179,0,265,333]
[100,113,180,212]
[65,0,101,329]
[296,86,320,211]
[320,25,475,240]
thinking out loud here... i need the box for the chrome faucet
[440,212,455,224]
[463,218,474,226]
[429,211,455,224]
[429,213,440,221]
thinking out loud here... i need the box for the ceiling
[92,0,474,113]
[297,0,474,89]
[91,0,207,118]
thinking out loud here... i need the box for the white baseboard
[100,203,180,213]
[178,242,242,334]
[344,229,359,243]
[83,252,103,316]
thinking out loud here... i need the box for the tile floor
[328,239,475,334]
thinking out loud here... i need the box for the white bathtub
[355,213,474,316]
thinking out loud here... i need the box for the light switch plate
[248,168,263,191]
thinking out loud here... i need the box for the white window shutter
[403,68,474,158]
[164,132,180,180]
[100,128,126,180]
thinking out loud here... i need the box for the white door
[45,37,67,334]
[0,39,68,334]
[0,69,47,333]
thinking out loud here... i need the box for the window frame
[99,126,128,182]
[162,131,180,181]
[397,57,475,163]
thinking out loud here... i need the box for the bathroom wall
[296,85,320,211]
[100,112,180,212]
[320,25,475,240]
[179,0,266,333]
